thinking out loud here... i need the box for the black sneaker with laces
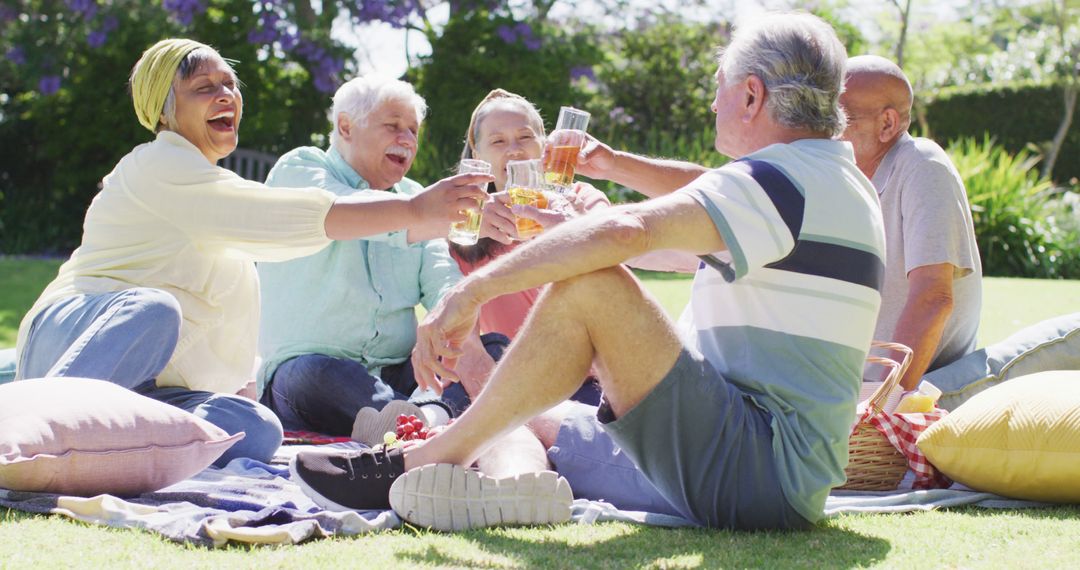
[290,447,405,511]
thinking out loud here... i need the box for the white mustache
[386,145,413,161]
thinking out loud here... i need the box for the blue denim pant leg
[19,288,282,466]
[261,354,403,435]
[0,348,17,386]
[260,332,511,435]
[142,386,283,467]
[17,288,181,386]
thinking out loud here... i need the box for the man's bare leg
[473,426,551,477]
[403,265,683,471]
[527,401,595,449]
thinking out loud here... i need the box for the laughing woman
[13,39,486,466]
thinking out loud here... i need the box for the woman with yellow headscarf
[14,39,489,466]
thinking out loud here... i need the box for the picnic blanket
[0,442,1052,547]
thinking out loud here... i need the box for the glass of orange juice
[543,106,590,193]
[506,159,548,240]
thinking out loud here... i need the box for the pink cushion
[0,377,242,496]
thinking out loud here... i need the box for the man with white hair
[257,76,506,439]
[293,13,886,531]
[840,55,981,390]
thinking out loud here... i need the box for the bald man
[840,55,982,390]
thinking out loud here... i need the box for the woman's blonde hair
[461,89,545,160]
[453,89,545,262]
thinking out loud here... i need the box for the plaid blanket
[0,442,1049,547]
[281,430,354,446]
[863,409,952,489]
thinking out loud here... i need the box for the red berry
[396,415,409,425]
[411,420,424,431]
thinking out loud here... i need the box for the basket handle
[863,341,913,415]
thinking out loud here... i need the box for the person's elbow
[914,281,955,319]
[592,209,652,258]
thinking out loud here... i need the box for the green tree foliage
[587,16,729,163]
[899,1,1078,182]
[948,136,1080,279]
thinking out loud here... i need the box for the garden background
[1,0,1078,276]
[1,0,1079,566]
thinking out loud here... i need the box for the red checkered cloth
[281,430,354,446]
[863,409,952,489]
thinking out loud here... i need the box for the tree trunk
[1042,84,1077,181]
[892,0,913,68]
[1041,0,1078,181]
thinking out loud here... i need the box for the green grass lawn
[2,257,1079,567]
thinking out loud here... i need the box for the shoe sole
[388,464,573,531]
[351,400,424,446]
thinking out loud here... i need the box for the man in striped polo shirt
[291,12,886,530]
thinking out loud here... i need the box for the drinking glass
[543,106,590,193]
[448,158,490,246]
[506,159,548,240]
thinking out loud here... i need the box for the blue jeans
[260,333,510,435]
[18,288,282,467]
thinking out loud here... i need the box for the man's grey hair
[718,12,848,137]
[329,75,427,151]
[159,47,234,132]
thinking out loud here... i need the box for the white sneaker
[388,464,573,531]
[350,400,423,446]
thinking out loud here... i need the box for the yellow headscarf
[131,38,212,133]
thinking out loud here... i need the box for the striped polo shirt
[679,138,885,523]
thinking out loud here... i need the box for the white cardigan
[17,131,335,393]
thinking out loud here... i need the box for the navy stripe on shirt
[728,159,804,240]
[765,240,884,291]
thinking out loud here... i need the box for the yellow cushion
[917,370,1080,502]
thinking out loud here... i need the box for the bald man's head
[839,55,914,178]
[845,55,913,117]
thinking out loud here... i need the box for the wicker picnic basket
[840,341,914,491]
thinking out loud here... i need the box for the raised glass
[543,106,590,192]
[506,159,547,240]
[448,158,491,246]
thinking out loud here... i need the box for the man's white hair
[718,12,848,137]
[329,75,428,150]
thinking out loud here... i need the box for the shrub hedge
[923,82,1079,184]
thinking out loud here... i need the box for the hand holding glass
[448,159,490,246]
[544,107,590,192]
[506,159,547,240]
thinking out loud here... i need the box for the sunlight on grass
[1,258,1079,567]
[0,257,61,346]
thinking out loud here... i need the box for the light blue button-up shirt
[256,146,462,394]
